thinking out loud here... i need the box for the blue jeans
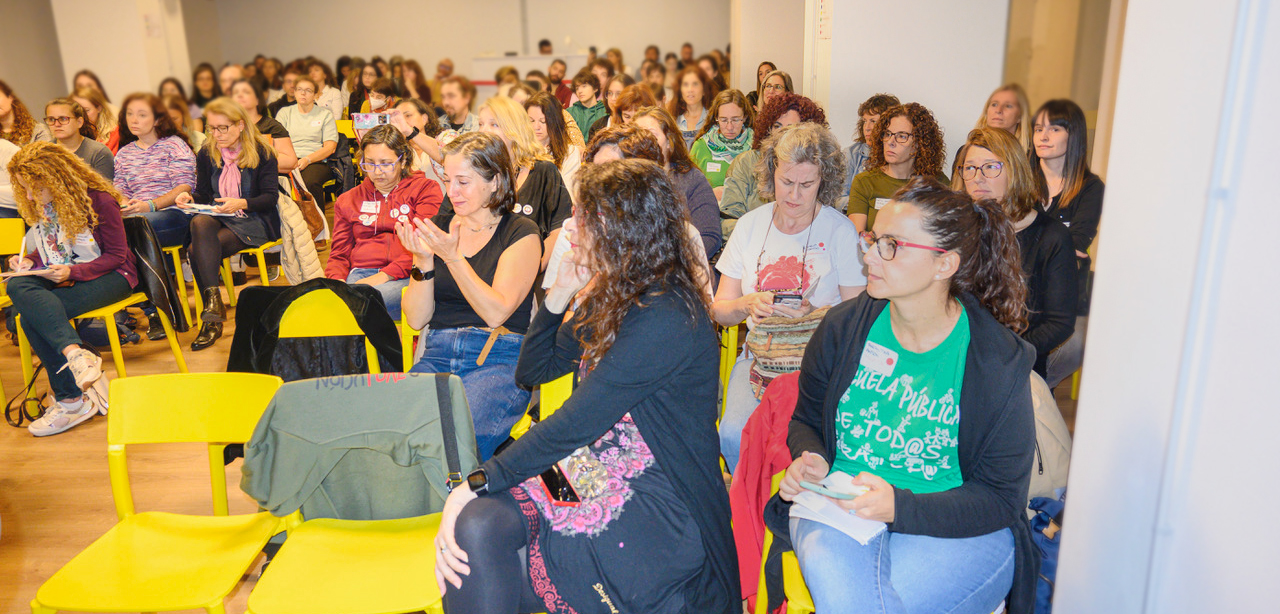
[345,267,409,321]
[129,208,191,247]
[409,327,531,460]
[718,351,759,473]
[790,518,1014,614]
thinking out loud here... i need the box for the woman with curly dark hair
[0,80,53,146]
[433,158,738,614]
[719,91,826,238]
[777,176,1039,614]
[847,102,948,233]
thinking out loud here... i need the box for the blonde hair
[479,96,551,169]
[8,141,123,236]
[976,83,1031,149]
[952,127,1041,221]
[201,97,276,169]
[72,86,116,137]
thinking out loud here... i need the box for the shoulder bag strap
[434,373,463,491]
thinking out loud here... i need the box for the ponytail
[894,177,1028,332]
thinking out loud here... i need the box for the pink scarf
[218,145,243,200]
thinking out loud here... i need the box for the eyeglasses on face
[763,83,787,92]
[208,124,237,135]
[717,117,745,126]
[43,116,74,126]
[960,161,1004,180]
[359,155,403,173]
[882,130,914,144]
[859,230,947,261]
[294,87,315,94]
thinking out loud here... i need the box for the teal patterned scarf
[702,125,754,162]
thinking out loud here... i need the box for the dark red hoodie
[325,171,443,281]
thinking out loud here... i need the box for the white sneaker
[28,396,99,436]
[58,348,102,391]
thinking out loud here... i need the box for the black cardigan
[786,292,1040,614]
[192,142,281,246]
[1018,208,1078,375]
[1046,171,1104,256]
[484,287,739,614]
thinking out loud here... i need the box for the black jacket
[122,216,189,332]
[192,143,282,247]
[1018,208,1078,375]
[775,292,1039,614]
[226,278,402,379]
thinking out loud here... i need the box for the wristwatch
[467,468,489,495]
[405,127,420,141]
[409,264,434,282]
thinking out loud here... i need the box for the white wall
[819,0,1008,165]
[182,0,224,84]
[0,0,66,107]
[208,0,728,83]
[50,0,190,100]
[1054,0,1280,612]
[731,0,806,94]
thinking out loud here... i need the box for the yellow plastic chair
[509,372,574,440]
[398,286,417,372]
[16,293,188,394]
[1071,368,1082,400]
[278,288,381,374]
[30,373,288,614]
[0,217,25,297]
[246,514,443,614]
[335,119,356,140]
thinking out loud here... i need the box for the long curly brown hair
[752,92,827,150]
[868,103,945,178]
[7,141,123,237]
[895,177,1027,332]
[0,80,37,145]
[573,160,711,367]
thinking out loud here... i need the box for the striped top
[112,135,196,200]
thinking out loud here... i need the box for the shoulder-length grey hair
[756,122,847,207]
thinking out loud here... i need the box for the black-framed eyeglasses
[208,124,237,135]
[359,155,403,173]
[43,116,74,126]
[859,231,947,261]
[882,130,914,144]
[960,162,1004,180]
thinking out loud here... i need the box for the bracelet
[147,200,157,212]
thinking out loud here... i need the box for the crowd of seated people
[1,38,1104,614]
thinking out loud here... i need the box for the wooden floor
[0,271,1080,613]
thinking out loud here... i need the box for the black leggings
[189,215,250,292]
[442,491,543,614]
[300,162,332,205]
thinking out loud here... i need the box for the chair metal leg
[16,316,35,400]
[156,309,189,373]
[220,258,237,307]
[1071,368,1082,400]
[253,247,270,286]
[101,313,128,378]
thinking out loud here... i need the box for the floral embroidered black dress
[478,287,740,614]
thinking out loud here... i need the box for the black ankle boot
[146,314,167,341]
[200,288,226,323]
[191,321,223,351]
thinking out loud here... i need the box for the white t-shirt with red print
[716,202,866,328]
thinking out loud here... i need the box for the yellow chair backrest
[0,218,25,255]
[279,288,382,373]
[107,373,283,519]
[335,119,356,140]
[540,373,573,419]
